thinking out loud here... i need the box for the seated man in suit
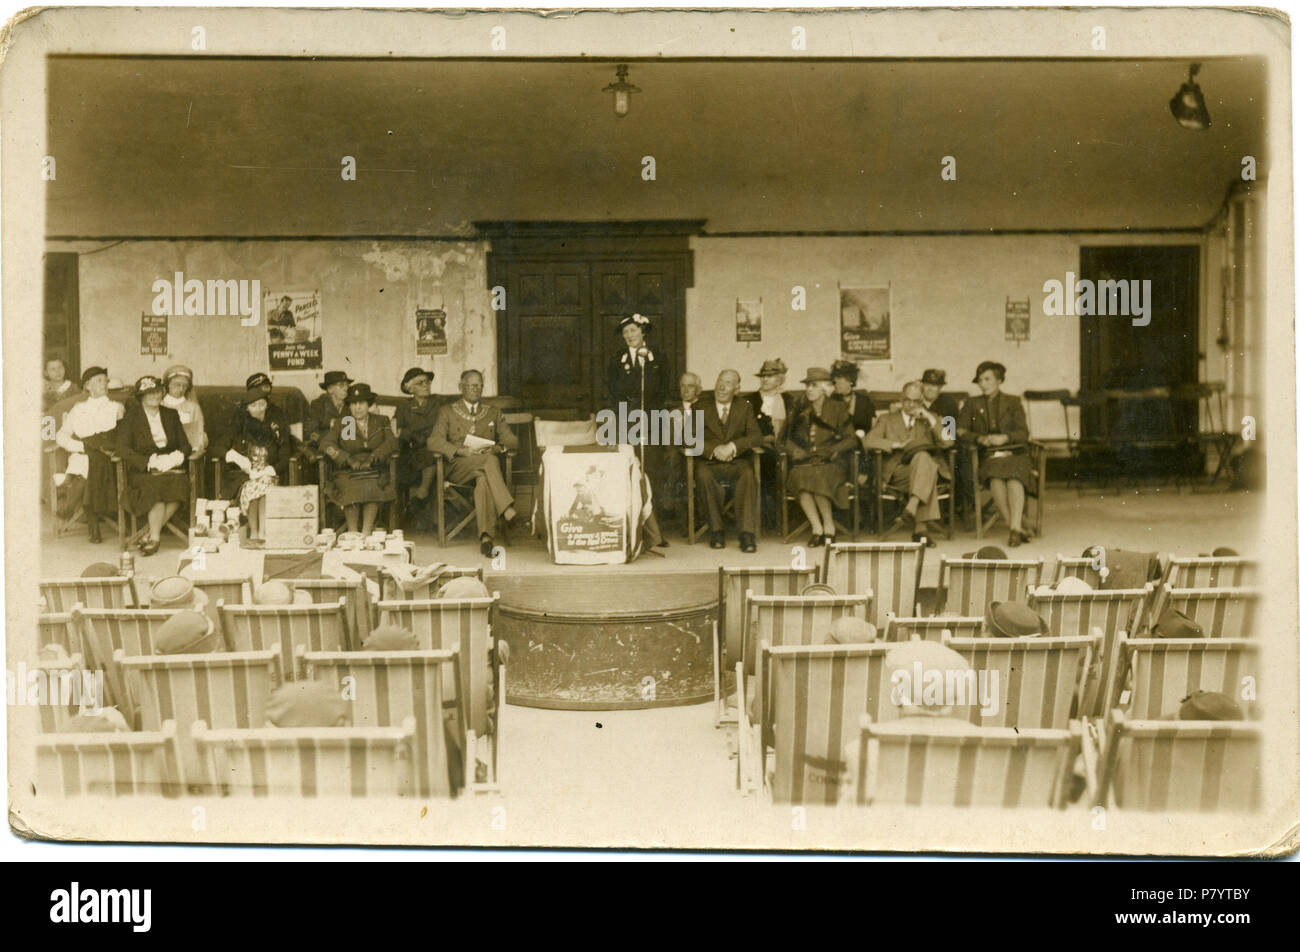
[652,372,703,527]
[697,369,762,552]
[427,369,519,557]
[863,380,954,546]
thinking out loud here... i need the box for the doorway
[44,252,81,379]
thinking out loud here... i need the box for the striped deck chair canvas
[292,578,373,648]
[38,611,78,656]
[1099,711,1261,811]
[192,717,416,798]
[40,576,140,612]
[944,634,1098,730]
[936,558,1043,616]
[71,606,178,726]
[1163,556,1255,590]
[217,599,350,681]
[185,575,251,629]
[882,616,983,643]
[379,566,484,601]
[36,721,178,797]
[1027,586,1150,717]
[305,649,462,798]
[760,642,893,804]
[1161,586,1259,639]
[856,716,1079,808]
[822,542,924,630]
[120,648,282,791]
[1117,637,1259,721]
[32,653,93,733]
[1050,556,1105,589]
[742,593,871,678]
[376,596,499,742]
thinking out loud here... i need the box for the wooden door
[44,252,81,378]
[501,260,591,411]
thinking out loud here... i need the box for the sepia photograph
[3,4,1297,860]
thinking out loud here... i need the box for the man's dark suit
[695,397,762,535]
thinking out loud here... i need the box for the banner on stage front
[265,290,323,370]
[541,446,649,565]
[840,284,891,360]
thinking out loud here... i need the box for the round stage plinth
[489,570,717,710]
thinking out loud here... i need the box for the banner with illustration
[416,308,448,355]
[839,284,892,360]
[265,290,323,370]
[539,445,650,565]
[736,298,762,342]
[140,313,168,356]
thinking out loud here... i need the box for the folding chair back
[857,717,1078,808]
[38,611,78,656]
[192,717,416,797]
[762,642,893,804]
[882,616,983,643]
[822,542,923,629]
[32,653,94,733]
[937,558,1043,616]
[71,606,178,725]
[36,722,177,797]
[1050,556,1105,589]
[379,566,484,602]
[718,566,817,668]
[743,593,871,677]
[40,576,139,612]
[217,599,350,681]
[1100,711,1261,811]
[944,634,1097,729]
[376,596,498,739]
[1118,637,1258,720]
[1160,586,1258,638]
[292,577,373,648]
[185,575,252,623]
[1163,556,1255,590]
[304,649,461,798]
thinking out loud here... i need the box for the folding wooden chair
[1049,555,1105,588]
[935,557,1043,616]
[969,439,1047,538]
[1158,585,1259,638]
[747,641,893,802]
[1027,585,1151,717]
[740,592,871,680]
[1112,636,1258,721]
[869,446,957,539]
[432,450,515,547]
[292,577,373,648]
[191,717,417,797]
[40,576,140,612]
[822,541,924,630]
[216,598,350,681]
[376,596,502,784]
[378,565,484,601]
[856,714,1080,808]
[35,721,179,798]
[120,648,282,792]
[778,448,861,542]
[304,648,466,797]
[318,455,401,533]
[712,565,817,726]
[944,633,1098,730]
[38,611,79,656]
[71,605,179,726]
[115,456,201,550]
[881,615,984,643]
[1097,710,1261,811]
[685,450,763,544]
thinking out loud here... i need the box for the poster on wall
[736,298,762,342]
[140,313,168,357]
[265,290,323,370]
[1005,297,1031,341]
[416,307,448,355]
[839,284,891,360]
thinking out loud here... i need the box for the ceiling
[45,57,1268,236]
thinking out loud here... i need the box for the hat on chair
[1052,576,1095,595]
[961,545,1008,560]
[362,624,420,651]
[81,561,120,578]
[986,601,1048,638]
[436,576,490,599]
[253,580,310,605]
[149,576,209,613]
[266,680,347,727]
[1177,690,1243,721]
[826,616,877,645]
[1153,607,1204,638]
[1209,546,1239,557]
[885,639,973,718]
[153,610,221,654]
[400,367,433,394]
[799,583,837,596]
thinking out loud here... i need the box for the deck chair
[1050,555,1106,588]
[712,565,817,726]
[40,575,140,612]
[304,648,465,797]
[969,439,1048,539]
[35,721,179,798]
[1113,636,1259,721]
[685,450,763,544]
[291,577,373,648]
[183,574,252,630]
[1097,710,1261,811]
[216,598,350,681]
[1161,555,1255,590]
[38,611,79,656]
[378,565,484,601]
[1158,586,1259,638]
[944,634,1098,730]
[375,596,502,783]
[856,714,1080,808]
[741,592,871,679]
[120,648,282,792]
[71,605,179,726]
[192,717,417,797]
[822,541,924,630]
[881,615,984,643]
[936,557,1043,616]
[747,641,893,802]
[32,653,93,733]
[1027,585,1151,717]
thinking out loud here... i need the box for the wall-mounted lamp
[602,64,640,118]
[1170,63,1211,130]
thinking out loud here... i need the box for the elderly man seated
[863,380,954,546]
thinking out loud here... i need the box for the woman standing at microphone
[607,313,668,547]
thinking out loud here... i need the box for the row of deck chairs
[33,567,505,799]
[713,544,1262,810]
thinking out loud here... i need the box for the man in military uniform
[427,369,519,556]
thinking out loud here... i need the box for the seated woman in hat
[161,365,208,460]
[395,367,440,504]
[319,382,398,534]
[830,359,876,487]
[220,384,293,502]
[55,366,125,544]
[957,360,1035,547]
[779,368,858,547]
[304,370,352,461]
[116,375,193,556]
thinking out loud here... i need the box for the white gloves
[148,450,185,473]
[225,448,252,473]
[66,453,90,478]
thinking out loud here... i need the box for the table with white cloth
[534,444,654,565]
[176,541,414,586]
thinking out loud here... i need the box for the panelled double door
[484,223,698,415]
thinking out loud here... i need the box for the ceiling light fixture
[1170,62,1211,130]
[602,64,640,118]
